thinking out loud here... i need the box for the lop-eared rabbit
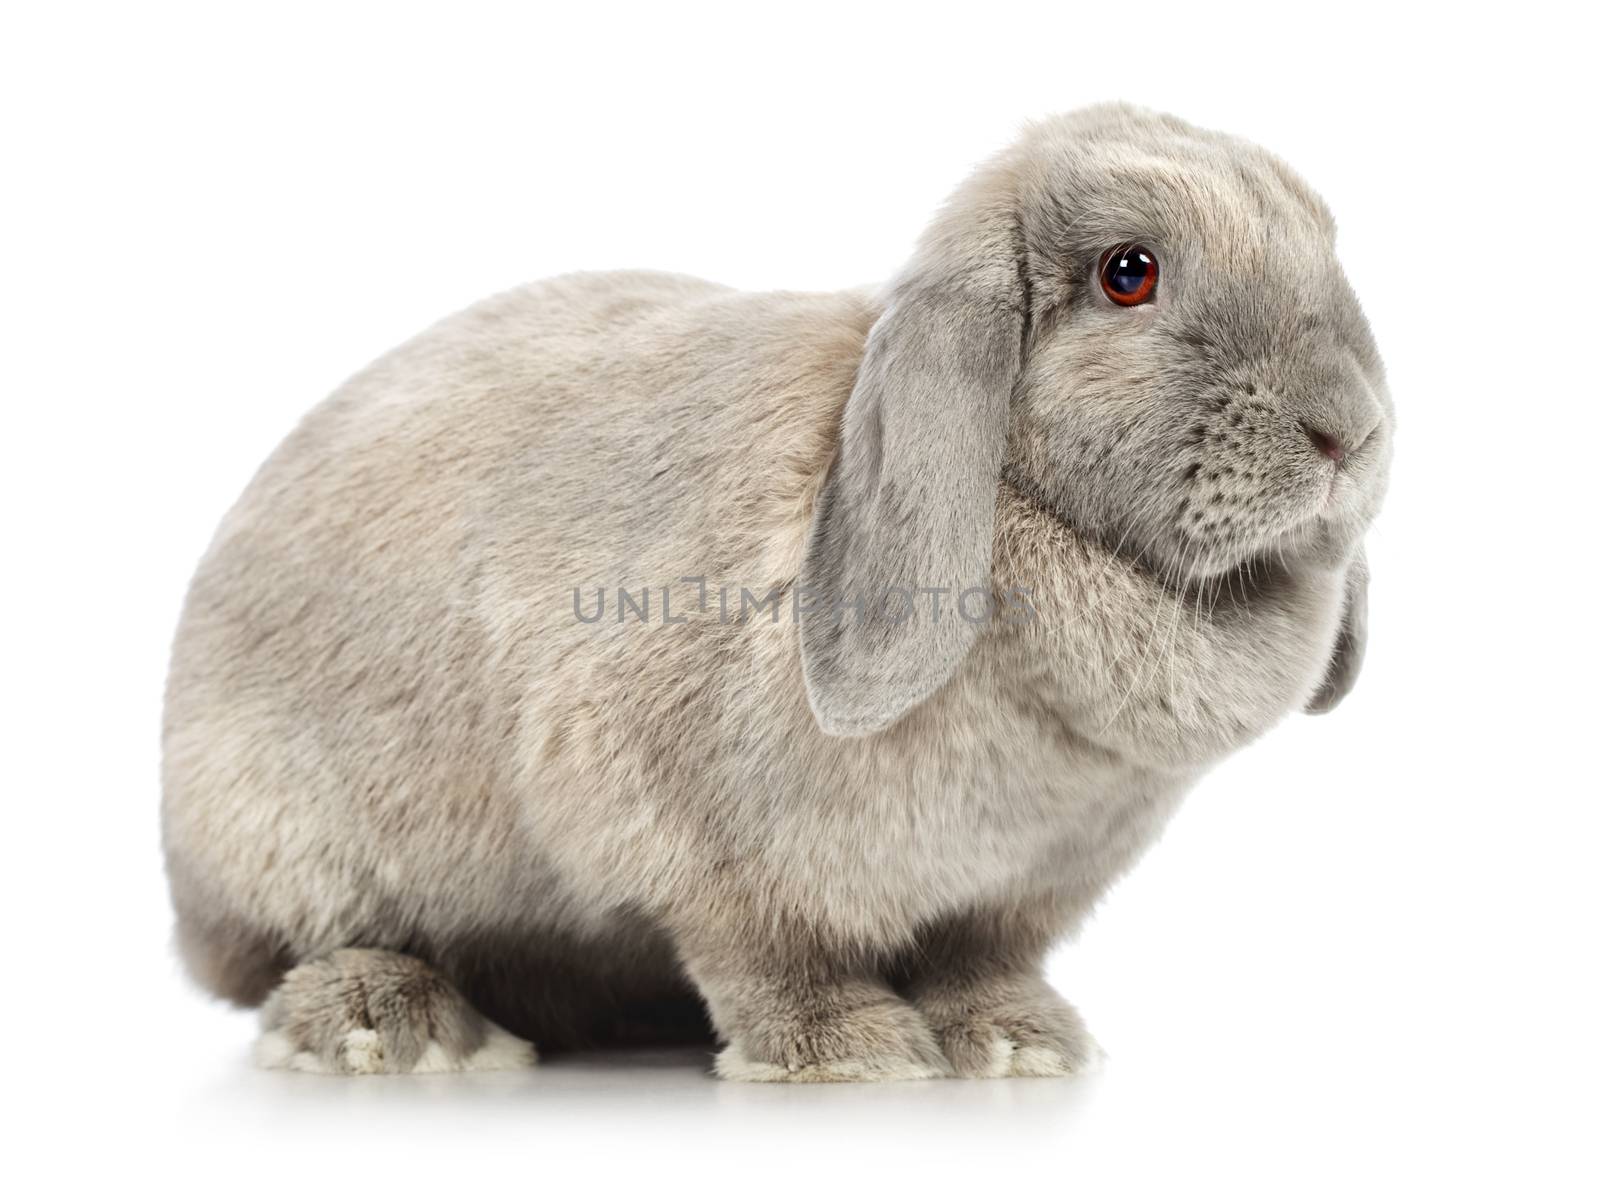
[164,104,1390,1081]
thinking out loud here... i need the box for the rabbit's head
[800,105,1391,736]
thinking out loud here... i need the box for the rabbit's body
[165,107,1388,1080]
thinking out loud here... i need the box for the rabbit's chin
[1164,511,1363,587]
[1158,462,1377,585]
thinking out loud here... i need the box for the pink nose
[1306,427,1346,462]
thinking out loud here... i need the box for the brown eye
[1100,244,1159,306]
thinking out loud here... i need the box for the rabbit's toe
[713,995,951,1083]
[255,948,535,1075]
[916,981,1102,1079]
[934,1017,1103,1078]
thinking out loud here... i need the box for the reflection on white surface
[162,1039,1108,1196]
[189,1044,1102,1137]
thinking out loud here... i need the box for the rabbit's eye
[1100,244,1159,306]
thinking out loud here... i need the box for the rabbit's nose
[1303,424,1346,462]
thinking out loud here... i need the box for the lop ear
[799,162,1026,737]
[1306,549,1369,714]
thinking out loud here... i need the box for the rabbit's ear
[1306,551,1369,714]
[799,164,1025,737]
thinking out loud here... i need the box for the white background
[3,2,1595,1196]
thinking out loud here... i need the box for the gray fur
[162,104,1391,1081]
[1306,551,1369,714]
[799,151,1025,736]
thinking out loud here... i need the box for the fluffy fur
[162,104,1391,1080]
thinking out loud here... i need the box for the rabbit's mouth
[1168,421,1388,583]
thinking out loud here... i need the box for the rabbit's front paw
[714,992,951,1083]
[914,978,1103,1079]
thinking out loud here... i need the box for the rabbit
[162,103,1391,1082]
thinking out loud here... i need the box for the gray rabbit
[163,104,1391,1080]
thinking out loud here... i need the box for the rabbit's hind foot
[254,948,535,1075]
